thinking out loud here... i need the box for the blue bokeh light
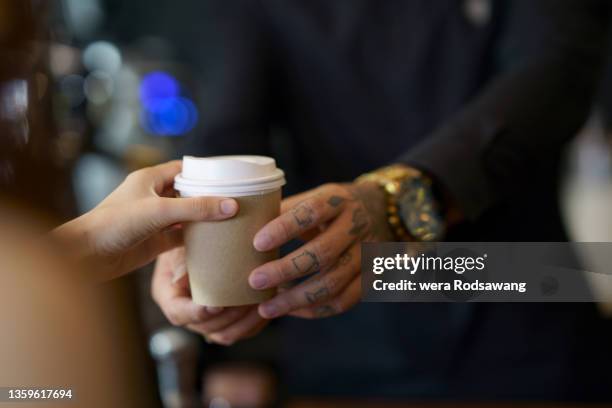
[141,96,198,136]
[139,71,179,107]
[139,71,198,136]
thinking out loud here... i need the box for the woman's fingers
[146,196,239,230]
[162,297,217,326]
[121,160,181,195]
[207,308,269,346]
[186,306,251,335]
[249,210,355,291]
[118,196,235,247]
[256,244,359,318]
[119,160,239,235]
[147,160,182,194]
[153,274,218,326]
[151,248,187,299]
[151,249,224,326]
[253,185,349,252]
[289,275,361,319]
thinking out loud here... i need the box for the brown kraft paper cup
[184,190,280,306]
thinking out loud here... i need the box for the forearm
[51,215,93,259]
[399,0,611,220]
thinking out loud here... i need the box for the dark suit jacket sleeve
[178,0,272,157]
[399,0,611,220]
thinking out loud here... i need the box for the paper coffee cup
[174,156,286,307]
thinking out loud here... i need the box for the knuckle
[124,170,140,184]
[308,197,327,220]
[275,260,294,282]
[192,198,212,219]
[165,308,182,326]
[321,182,340,192]
[146,199,169,229]
[310,240,330,266]
[329,299,344,315]
[322,274,341,294]
[129,167,152,182]
[192,307,208,323]
[279,293,299,311]
[276,218,293,241]
[154,198,171,215]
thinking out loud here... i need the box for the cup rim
[175,155,286,196]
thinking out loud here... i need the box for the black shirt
[175,0,612,400]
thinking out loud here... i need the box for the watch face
[398,177,445,241]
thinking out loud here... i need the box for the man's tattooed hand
[249,181,392,320]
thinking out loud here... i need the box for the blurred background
[1,0,612,407]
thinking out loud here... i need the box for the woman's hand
[52,161,238,281]
[248,182,393,319]
[152,248,269,346]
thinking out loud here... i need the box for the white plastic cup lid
[174,155,286,196]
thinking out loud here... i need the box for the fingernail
[206,306,223,315]
[250,272,269,289]
[254,232,272,251]
[220,199,238,215]
[260,302,279,318]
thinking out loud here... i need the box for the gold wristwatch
[356,164,446,242]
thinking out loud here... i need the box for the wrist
[348,180,395,242]
[51,215,97,267]
[356,164,447,241]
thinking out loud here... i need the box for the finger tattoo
[305,286,330,304]
[339,251,351,265]
[327,195,345,207]
[292,204,315,227]
[292,250,320,274]
[349,207,369,236]
[314,305,336,318]
[327,250,352,273]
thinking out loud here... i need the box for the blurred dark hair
[0,0,75,221]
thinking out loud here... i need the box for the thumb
[146,196,239,230]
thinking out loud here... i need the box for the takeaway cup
[174,155,285,306]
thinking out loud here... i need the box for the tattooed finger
[257,244,359,318]
[249,210,356,290]
[289,275,361,319]
[253,184,346,251]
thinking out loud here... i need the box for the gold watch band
[355,164,423,241]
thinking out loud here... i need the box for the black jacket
[174,0,612,400]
